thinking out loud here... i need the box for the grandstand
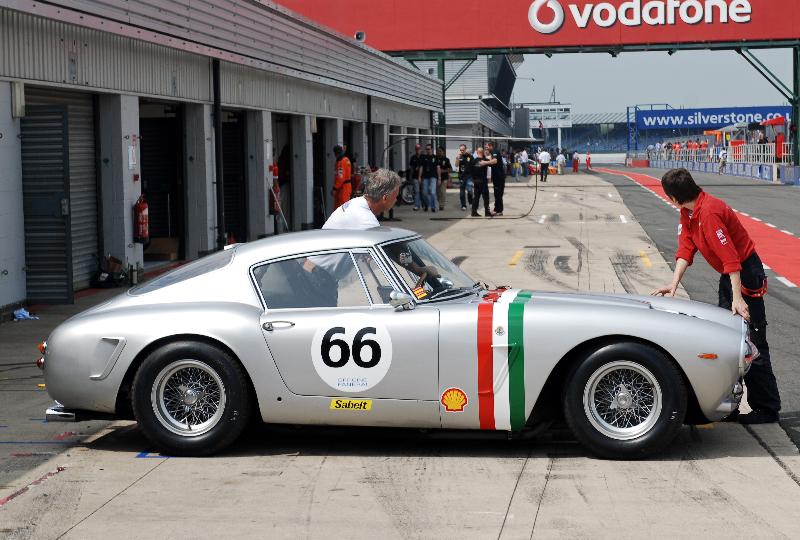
[556,112,709,154]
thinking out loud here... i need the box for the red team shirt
[676,191,755,275]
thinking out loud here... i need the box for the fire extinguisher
[133,194,149,244]
[269,164,281,215]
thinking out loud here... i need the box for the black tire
[563,342,687,460]
[132,341,251,456]
[400,183,415,205]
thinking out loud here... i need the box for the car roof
[232,227,420,265]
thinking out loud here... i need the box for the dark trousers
[539,162,549,181]
[718,252,781,414]
[493,177,505,214]
[472,179,490,214]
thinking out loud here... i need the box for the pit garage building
[0,0,441,311]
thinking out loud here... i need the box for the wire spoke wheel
[152,359,227,437]
[583,360,662,441]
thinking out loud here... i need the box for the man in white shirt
[718,148,728,175]
[519,149,529,177]
[538,149,552,182]
[323,168,402,230]
[556,152,566,175]
[305,169,401,280]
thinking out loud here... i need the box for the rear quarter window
[129,249,235,295]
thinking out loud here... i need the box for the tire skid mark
[0,466,66,507]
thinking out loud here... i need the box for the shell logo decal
[441,388,468,412]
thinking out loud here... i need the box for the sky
[512,48,793,114]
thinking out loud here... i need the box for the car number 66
[322,327,381,368]
[311,316,393,393]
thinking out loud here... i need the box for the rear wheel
[563,342,687,459]
[132,341,251,456]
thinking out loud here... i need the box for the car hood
[528,291,743,333]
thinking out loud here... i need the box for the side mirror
[389,291,415,311]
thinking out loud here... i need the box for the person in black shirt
[455,143,474,211]
[418,144,440,212]
[436,146,452,211]
[484,141,505,216]
[408,144,422,210]
[470,147,491,217]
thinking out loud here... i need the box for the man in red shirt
[652,168,781,424]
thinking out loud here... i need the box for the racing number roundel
[311,314,392,393]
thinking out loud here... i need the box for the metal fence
[640,143,794,165]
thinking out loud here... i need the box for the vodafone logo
[528,0,566,34]
[528,0,753,34]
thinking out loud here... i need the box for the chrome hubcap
[152,360,226,437]
[583,361,662,441]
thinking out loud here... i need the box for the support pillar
[291,115,313,230]
[184,103,216,259]
[373,123,388,168]
[352,121,368,171]
[437,58,446,137]
[389,125,403,171]
[246,109,274,240]
[323,118,343,217]
[0,82,25,307]
[793,46,799,166]
[98,94,141,269]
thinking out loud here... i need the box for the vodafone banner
[275,0,799,52]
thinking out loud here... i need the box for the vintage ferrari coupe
[40,228,753,458]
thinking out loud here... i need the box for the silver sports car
[40,228,754,458]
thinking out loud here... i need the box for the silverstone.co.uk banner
[276,0,800,52]
[636,106,792,130]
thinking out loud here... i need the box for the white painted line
[763,264,771,270]
[620,215,628,224]
[739,212,750,217]
[776,277,798,288]
[751,217,762,222]
[781,230,794,236]
[538,215,547,224]
[766,223,777,228]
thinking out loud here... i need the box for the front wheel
[563,342,687,459]
[132,341,251,456]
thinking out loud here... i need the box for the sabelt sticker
[330,398,372,411]
[441,387,468,412]
[413,286,428,299]
[311,313,392,393]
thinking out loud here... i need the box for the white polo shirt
[323,196,379,230]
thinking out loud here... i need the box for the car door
[252,249,440,427]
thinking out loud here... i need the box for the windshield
[381,238,476,301]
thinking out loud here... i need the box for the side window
[253,252,369,309]
[353,252,394,305]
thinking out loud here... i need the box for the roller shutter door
[20,106,73,304]
[25,87,99,292]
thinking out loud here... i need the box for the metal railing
[641,143,794,166]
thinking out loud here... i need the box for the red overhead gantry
[275,0,800,164]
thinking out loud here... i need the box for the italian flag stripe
[477,302,495,429]
[509,290,533,430]
[477,289,533,431]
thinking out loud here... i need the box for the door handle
[262,321,295,332]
